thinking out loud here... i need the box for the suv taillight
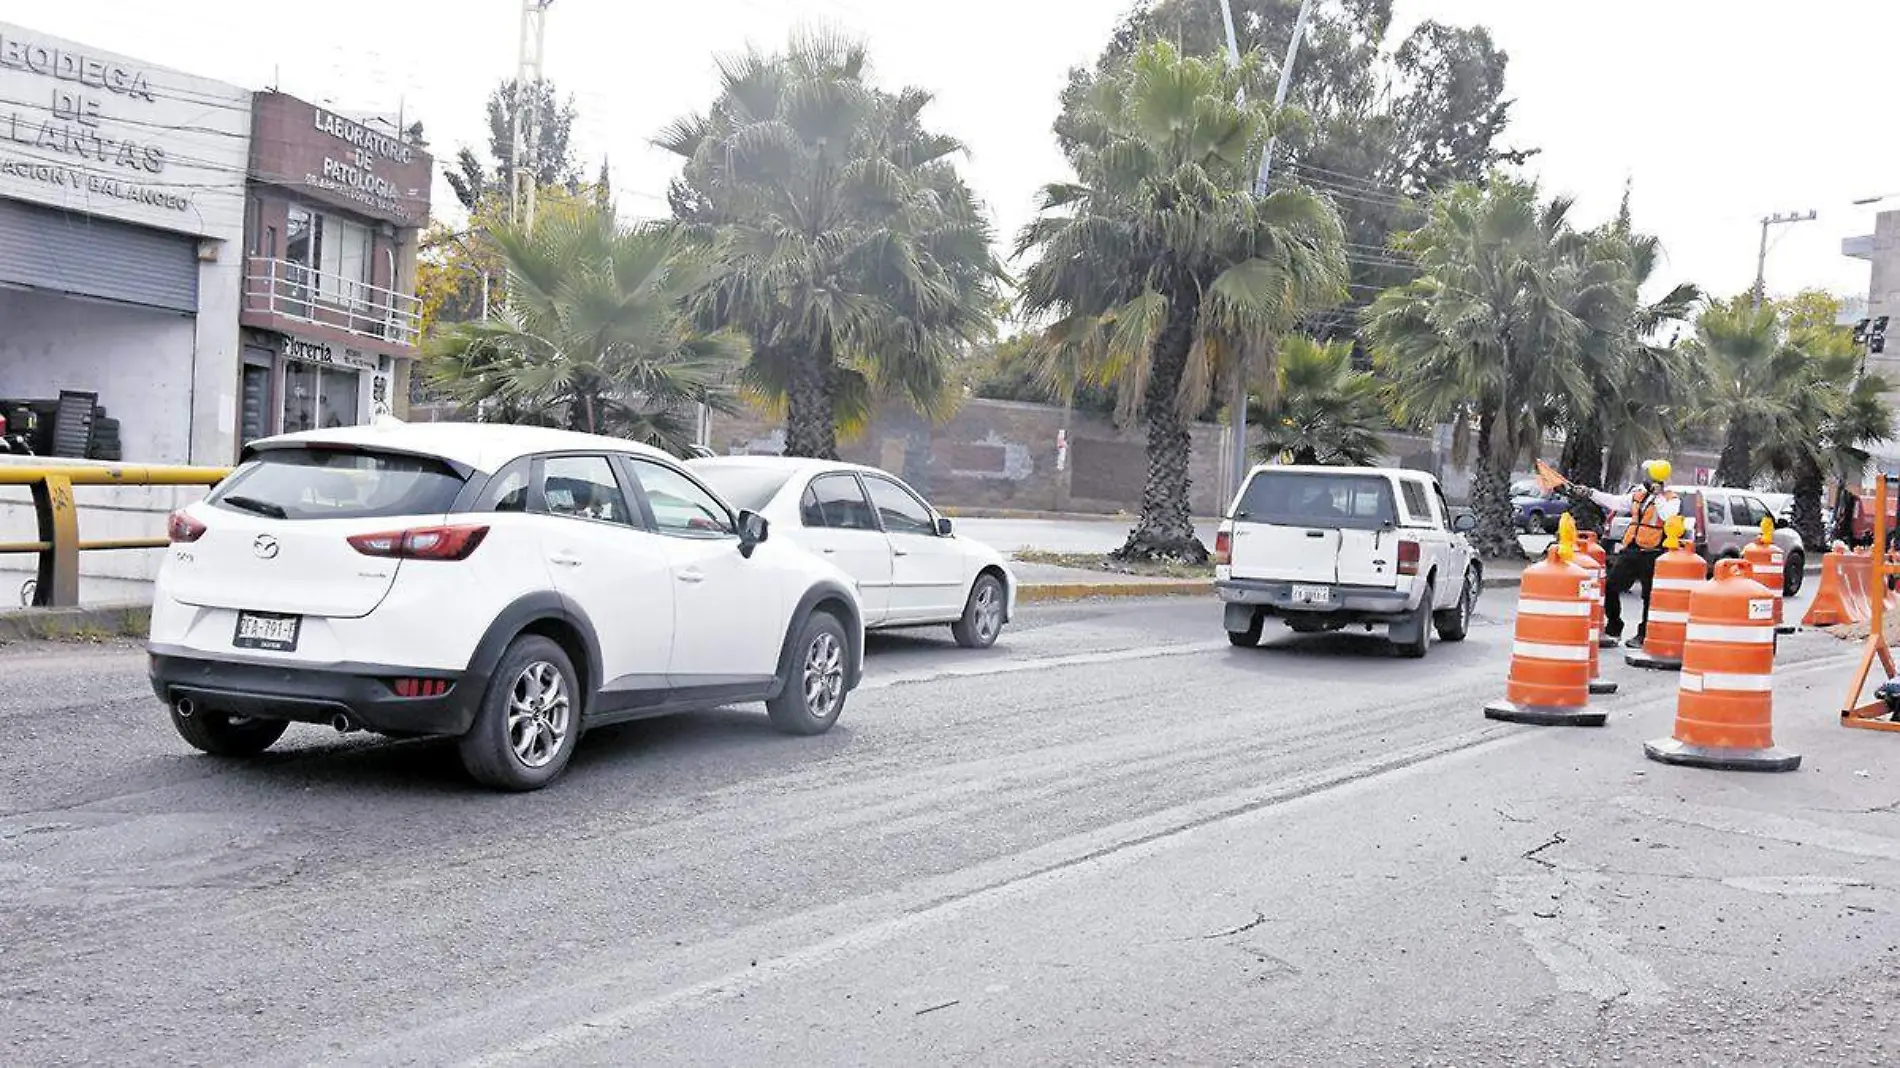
[168,510,206,543]
[348,524,489,561]
[1214,529,1232,565]
[1397,539,1421,576]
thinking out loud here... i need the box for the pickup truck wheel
[1435,570,1477,642]
[1227,609,1264,648]
[1393,581,1434,659]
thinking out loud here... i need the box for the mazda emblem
[252,534,280,560]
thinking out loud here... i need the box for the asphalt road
[3,588,1897,1066]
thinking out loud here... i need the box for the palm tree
[659,32,1003,459]
[424,195,745,454]
[1251,336,1388,466]
[1363,177,1603,559]
[1757,313,1894,549]
[1691,298,1806,489]
[1017,41,1348,563]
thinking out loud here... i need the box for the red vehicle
[1838,489,1900,547]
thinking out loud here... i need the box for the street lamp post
[1752,210,1817,309]
[1218,0,1317,505]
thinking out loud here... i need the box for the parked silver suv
[1606,485,1806,594]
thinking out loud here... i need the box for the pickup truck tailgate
[1230,522,1338,583]
[1226,469,1401,588]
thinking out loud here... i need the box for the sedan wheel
[952,574,1007,649]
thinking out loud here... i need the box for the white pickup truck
[1214,465,1483,657]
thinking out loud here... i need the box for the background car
[1511,489,1572,533]
[148,423,865,791]
[1604,484,1806,593]
[690,456,1016,649]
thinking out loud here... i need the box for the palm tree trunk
[1792,452,1826,550]
[1716,420,1752,488]
[1114,298,1206,564]
[785,344,839,460]
[1472,409,1521,560]
[1603,441,1630,494]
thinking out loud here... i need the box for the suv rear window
[1235,471,1397,531]
[213,447,466,521]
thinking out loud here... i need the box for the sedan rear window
[1236,471,1396,531]
[690,465,794,513]
[213,447,465,521]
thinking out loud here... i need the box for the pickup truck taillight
[1397,539,1421,576]
[1214,530,1232,565]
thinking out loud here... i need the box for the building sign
[0,22,250,238]
[250,92,431,227]
[282,335,377,372]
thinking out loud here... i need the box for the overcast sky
[11,0,1896,316]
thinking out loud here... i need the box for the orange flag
[1535,460,1566,494]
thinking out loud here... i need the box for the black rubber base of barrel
[1625,649,1683,671]
[1643,737,1801,773]
[1483,700,1607,727]
[1589,679,1619,695]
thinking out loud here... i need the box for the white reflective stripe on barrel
[1653,578,1701,591]
[1679,671,1775,693]
[1648,609,1690,624]
[1685,623,1776,645]
[1518,599,1592,617]
[1513,641,1591,662]
[1753,567,1783,580]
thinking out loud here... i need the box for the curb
[0,602,150,643]
[1020,580,1213,603]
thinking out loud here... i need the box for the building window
[281,203,373,308]
[282,361,361,433]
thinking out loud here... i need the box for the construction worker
[1562,460,1681,647]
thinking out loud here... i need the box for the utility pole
[512,0,553,228]
[1752,209,1816,309]
[1218,0,1316,503]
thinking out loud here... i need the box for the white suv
[148,423,865,791]
[1214,465,1481,657]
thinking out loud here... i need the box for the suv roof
[247,422,672,475]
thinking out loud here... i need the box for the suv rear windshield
[1235,471,1397,531]
[690,465,794,512]
[213,447,466,521]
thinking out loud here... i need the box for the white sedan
[690,456,1016,648]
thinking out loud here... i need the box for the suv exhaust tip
[174,697,195,718]
[331,713,358,734]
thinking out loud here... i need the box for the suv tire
[951,574,1006,649]
[1435,569,1478,642]
[768,611,850,735]
[1228,609,1265,647]
[458,635,581,792]
[170,707,289,757]
[1394,580,1435,659]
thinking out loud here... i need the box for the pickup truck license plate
[1291,584,1332,605]
[234,611,301,652]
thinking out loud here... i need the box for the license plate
[1291,584,1333,605]
[234,611,301,652]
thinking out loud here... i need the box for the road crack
[1200,910,1269,940]
[1522,832,1567,868]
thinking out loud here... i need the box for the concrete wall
[0,288,198,462]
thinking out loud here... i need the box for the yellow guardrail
[0,464,230,608]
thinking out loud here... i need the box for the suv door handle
[550,551,583,568]
[677,568,706,584]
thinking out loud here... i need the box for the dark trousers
[1605,547,1662,638]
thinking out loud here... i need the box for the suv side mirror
[936,516,954,537]
[1452,513,1478,534]
[737,510,769,557]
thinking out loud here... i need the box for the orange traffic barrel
[1571,545,1617,695]
[1802,542,1856,627]
[1577,532,1617,650]
[1484,546,1604,727]
[1643,559,1800,772]
[1741,529,1791,635]
[1626,541,1704,671]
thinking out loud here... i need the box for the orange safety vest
[1621,489,1676,550]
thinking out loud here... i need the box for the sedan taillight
[348,524,489,561]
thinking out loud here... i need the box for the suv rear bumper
[149,649,482,737]
[1216,577,1414,617]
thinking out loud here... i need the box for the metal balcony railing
[242,257,422,349]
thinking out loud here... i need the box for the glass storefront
[280,360,362,434]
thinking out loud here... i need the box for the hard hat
[1644,459,1672,483]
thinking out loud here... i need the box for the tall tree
[1020,41,1348,563]
[1691,298,1804,489]
[1364,177,1603,559]
[660,32,1003,459]
[425,194,744,453]
[444,79,583,212]
[1250,336,1388,465]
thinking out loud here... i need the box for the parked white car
[148,423,865,791]
[689,456,1016,648]
[1214,465,1482,657]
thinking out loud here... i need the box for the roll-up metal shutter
[0,198,198,313]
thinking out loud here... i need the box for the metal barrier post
[1841,473,1900,732]
[30,474,79,607]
